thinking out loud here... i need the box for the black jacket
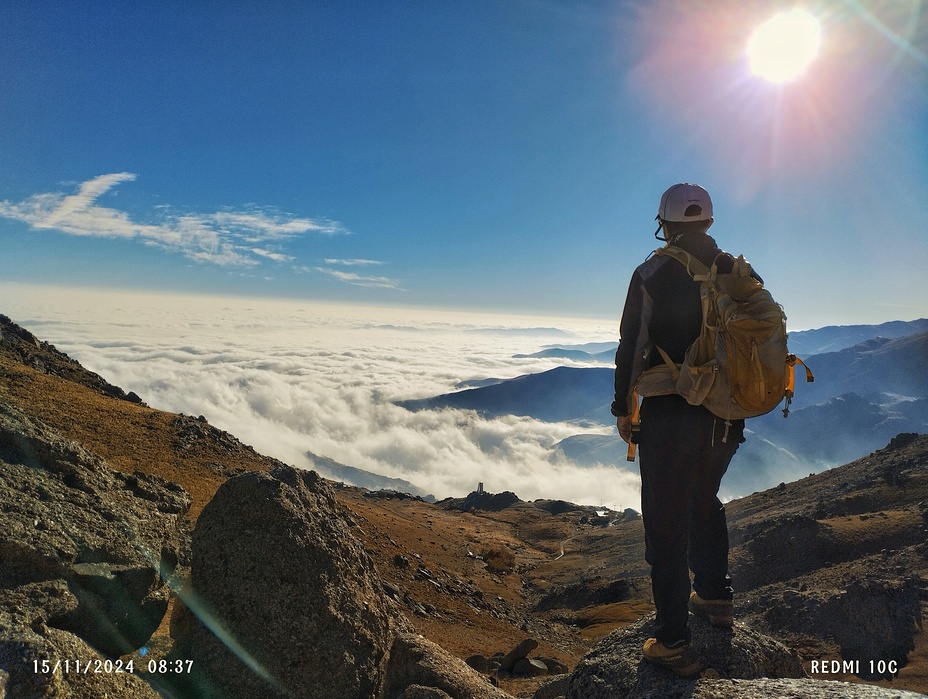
[611,233,757,417]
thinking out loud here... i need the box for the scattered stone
[384,580,404,600]
[537,657,569,675]
[466,654,491,673]
[513,657,549,677]
[500,638,538,672]
[384,633,514,699]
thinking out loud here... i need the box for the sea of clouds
[2,283,641,510]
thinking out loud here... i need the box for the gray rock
[466,654,491,673]
[187,465,409,699]
[500,638,538,671]
[760,578,923,679]
[537,656,568,675]
[566,612,804,698]
[0,400,190,658]
[564,613,925,699]
[0,617,161,699]
[683,678,928,698]
[397,685,455,699]
[532,675,569,699]
[513,657,549,677]
[384,633,515,699]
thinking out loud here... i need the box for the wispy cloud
[324,258,384,266]
[315,267,402,289]
[251,248,296,263]
[0,173,347,267]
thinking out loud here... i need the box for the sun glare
[747,9,821,83]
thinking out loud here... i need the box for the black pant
[638,394,743,645]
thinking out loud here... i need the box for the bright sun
[747,9,821,83]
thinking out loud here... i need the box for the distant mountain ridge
[786,317,928,357]
[511,318,928,364]
[307,451,435,501]
[397,366,614,426]
[400,326,928,496]
[403,330,928,426]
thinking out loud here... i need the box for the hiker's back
[639,235,736,368]
[639,240,798,421]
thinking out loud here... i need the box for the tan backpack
[634,245,813,425]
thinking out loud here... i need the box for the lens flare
[747,9,822,83]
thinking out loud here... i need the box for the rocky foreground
[1,313,927,698]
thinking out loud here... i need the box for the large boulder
[0,400,191,695]
[186,466,411,699]
[564,613,925,699]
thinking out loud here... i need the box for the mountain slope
[398,365,614,425]
[2,313,927,695]
[796,330,928,405]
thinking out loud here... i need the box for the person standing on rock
[612,183,743,678]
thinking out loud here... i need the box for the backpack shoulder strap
[654,245,713,281]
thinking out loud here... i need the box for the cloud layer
[3,285,635,509]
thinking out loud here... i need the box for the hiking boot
[689,591,734,627]
[642,638,703,679]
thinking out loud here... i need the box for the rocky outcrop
[0,314,143,403]
[0,622,162,699]
[443,490,521,513]
[561,613,926,699]
[533,579,634,613]
[184,466,412,699]
[385,633,514,699]
[749,576,923,680]
[0,399,191,696]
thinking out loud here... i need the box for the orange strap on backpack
[783,355,814,417]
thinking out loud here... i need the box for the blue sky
[2,1,927,328]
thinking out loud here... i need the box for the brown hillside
[1,313,926,696]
